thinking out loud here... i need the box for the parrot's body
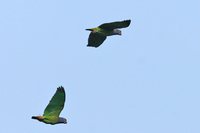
[32,86,67,125]
[86,20,131,48]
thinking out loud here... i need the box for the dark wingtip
[87,44,98,48]
[124,20,131,27]
[57,86,65,91]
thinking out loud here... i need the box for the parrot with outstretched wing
[86,20,131,48]
[32,86,67,125]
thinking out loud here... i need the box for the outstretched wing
[99,20,131,30]
[87,32,107,48]
[43,86,65,117]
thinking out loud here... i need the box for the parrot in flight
[86,20,131,48]
[32,86,67,125]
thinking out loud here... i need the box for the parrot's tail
[31,116,44,121]
[32,116,37,119]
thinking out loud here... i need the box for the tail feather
[31,116,44,121]
[86,28,93,31]
[32,116,37,119]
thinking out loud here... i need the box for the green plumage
[99,20,131,30]
[86,20,131,48]
[32,86,67,125]
[43,87,65,117]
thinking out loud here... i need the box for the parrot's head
[113,29,122,35]
[58,117,67,124]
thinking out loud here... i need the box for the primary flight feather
[86,20,131,48]
[32,86,67,125]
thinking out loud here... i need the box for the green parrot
[86,20,131,48]
[32,86,67,125]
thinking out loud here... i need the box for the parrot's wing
[87,32,107,48]
[99,20,131,30]
[43,86,65,117]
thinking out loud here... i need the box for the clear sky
[0,0,200,133]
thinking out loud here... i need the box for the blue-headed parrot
[86,20,131,48]
[32,86,67,125]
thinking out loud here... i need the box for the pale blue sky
[0,0,200,133]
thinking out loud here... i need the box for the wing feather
[87,32,107,48]
[99,20,131,30]
[43,86,65,117]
